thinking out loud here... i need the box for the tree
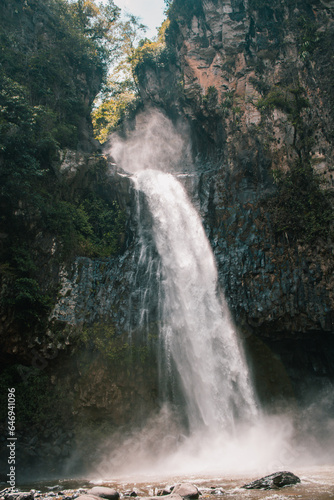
[92,13,147,142]
[0,0,127,326]
[68,0,122,64]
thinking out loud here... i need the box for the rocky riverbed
[2,467,334,500]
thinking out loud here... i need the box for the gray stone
[210,489,225,495]
[89,488,119,500]
[172,484,199,500]
[157,487,173,497]
[6,494,33,500]
[242,471,301,490]
[75,495,101,500]
[138,496,182,500]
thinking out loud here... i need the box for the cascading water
[101,111,297,478]
[133,169,258,435]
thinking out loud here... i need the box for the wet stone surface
[242,471,301,490]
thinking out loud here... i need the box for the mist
[106,109,191,174]
[88,396,334,482]
[90,407,293,480]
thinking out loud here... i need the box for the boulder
[123,491,138,497]
[89,488,119,500]
[209,489,225,495]
[76,495,101,500]
[157,487,173,497]
[172,484,199,499]
[5,493,33,500]
[242,471,301,490]
[138,496,182,500]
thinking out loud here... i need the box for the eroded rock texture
[134,0,334,343]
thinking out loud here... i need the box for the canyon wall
[132,0,334,393]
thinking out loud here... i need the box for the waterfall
[100,112,297,478]
[133,168,258,435]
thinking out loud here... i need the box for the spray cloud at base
[95,110,334,480]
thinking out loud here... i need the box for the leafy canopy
[92,13,148,142]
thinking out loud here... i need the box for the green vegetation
[0,239,54,326]
[44,194,126,258]
[131,37,173,72]
[256,85,309,129]
[257,80,333,242]
[265,163,333,243]
[92,13,147,142]
[202,86,219,112]
[82,323,131,363]
[249,77,271,96]
[92,87,139,143]
[297,16,320,61]
[82,323,149,365]
[201,87,238,120]
[220,90,235,113]
[256,83,312,154]
[4,278,52,323]
[0,0,127,328]
[0,366,60,426]
[131,40,177,90]
[92,19,177,140]
[166,0,204,23]
[0,0,120,148]
[75,196,126,257]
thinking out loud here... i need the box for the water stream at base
[133,168,257,435]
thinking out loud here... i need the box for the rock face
[242,471,301,489]
[133,0,334,379]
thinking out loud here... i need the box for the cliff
[130,0,334,412]
[133,0,334,335]
[0,0,146,478]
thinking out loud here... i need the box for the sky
[113,0,167,39]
